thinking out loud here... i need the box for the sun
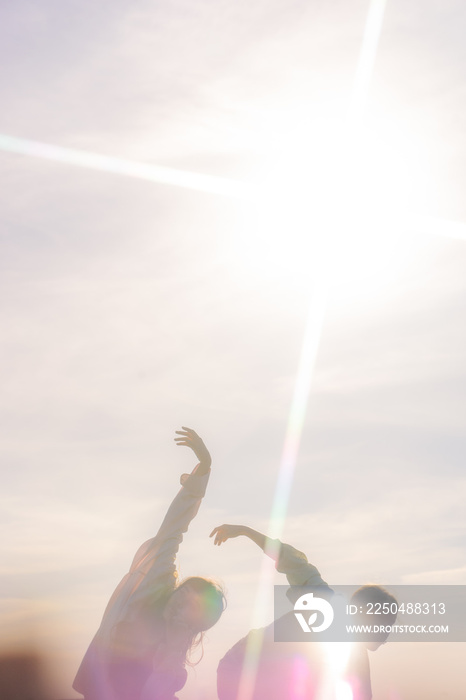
[229,114,430,295]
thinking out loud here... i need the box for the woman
[73,427,225,700]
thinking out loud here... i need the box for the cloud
[402,565,466,585]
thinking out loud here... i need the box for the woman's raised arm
[175,426,212,475]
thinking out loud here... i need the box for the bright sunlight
[231,113,430,293]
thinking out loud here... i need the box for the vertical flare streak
[237,2,389,698]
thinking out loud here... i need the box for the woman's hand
[175,427,211,474]
[209,524,246,545]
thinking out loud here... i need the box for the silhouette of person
[211,524,396,700]
[74,428,225,700]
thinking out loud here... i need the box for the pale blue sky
[1,1,466,698]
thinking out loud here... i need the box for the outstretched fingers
[174,426,212,470]
[209,524,236,546]
[210,526,224,546]
[174,426,199,446]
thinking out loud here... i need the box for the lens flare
[0,133,249,199]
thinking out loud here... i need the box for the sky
[1,0,466,698]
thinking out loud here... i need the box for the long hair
[171,576,227,667]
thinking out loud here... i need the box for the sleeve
[101,465,211,623]
[271,540,330,587]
